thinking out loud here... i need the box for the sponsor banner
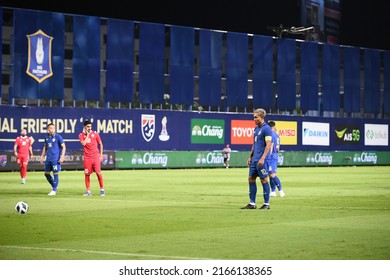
[270,120,297,145]
[302,121,330,146]
[278,151,390,166]
[230,120,298,146]
[364,124,388,146]
[2,150,390,171]
[191,119,224,144]
[0,107,189,152]
[115,151,249,169]
[0,150,115,171]
[230,120,254,144]
[1,106,388,152]
[334,124,361,145]
[115,150,390,169]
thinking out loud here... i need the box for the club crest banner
[26,29,53,83]
[141,114,155,142]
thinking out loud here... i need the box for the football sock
[273,176,282,191]
[85,174,91,191]
[21,165,27,178]
[249,182,257,204]
[45,173,54,187]
[262,181,271,204]
[53,173,59,191]
[269,177,276,191]
[97,173,104,189]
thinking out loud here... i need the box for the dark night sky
[2,0,390,51]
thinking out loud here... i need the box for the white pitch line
[0,245,212,260]
[38,197,216,206]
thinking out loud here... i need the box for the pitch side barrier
[114,150,390,169]
[1,150,390,172]
[1,106,389,171]
[0,150,115,171]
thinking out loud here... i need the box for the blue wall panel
[0,7,2,99]
[364,49,381,114]
[170,26,195,106]
[343,46,360,113]
[277,38,296,111]
[73,16,101,101]
[300,42,319,111]
[106,19,134,103]
[138,22,165,104]
[3,7,388,119]
[322,44,340,112]
[226,32,248,108]
[252,35,274,109]
[198,29,222,107]
[385,51,390,114]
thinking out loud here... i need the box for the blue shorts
[268,158,278,174]
[44,160,62,173]
[248,159,270,179]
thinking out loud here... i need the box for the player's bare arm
[59,143,66,163]
[40,146,46,164]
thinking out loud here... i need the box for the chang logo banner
[26,29,53,83]
[195,152,224,165]
[131,152,168,167]
[353,152,378,164]
[306,152,333,165]
[191,119,224,144]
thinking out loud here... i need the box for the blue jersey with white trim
[43,133,64,162]
[252,122,272,162]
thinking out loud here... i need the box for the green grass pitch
[0,166,389,260]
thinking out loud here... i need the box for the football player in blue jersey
[241,108,273,210]
[268,120,285,197]
[40,123,66,196]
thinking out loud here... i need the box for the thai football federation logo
[0,155,7,167]
[26,29,53,83]
[141,114,155,142]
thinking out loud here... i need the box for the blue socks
[53,173,59,191]
[45,173,59,191]
[249,182,257,204]
[273,176,282,191]
[45,173,54,187]
[262,182,270,204]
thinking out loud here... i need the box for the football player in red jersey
[79,120,105,196]
[14,128,33,184]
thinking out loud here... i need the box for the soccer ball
[15,201,29,214]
